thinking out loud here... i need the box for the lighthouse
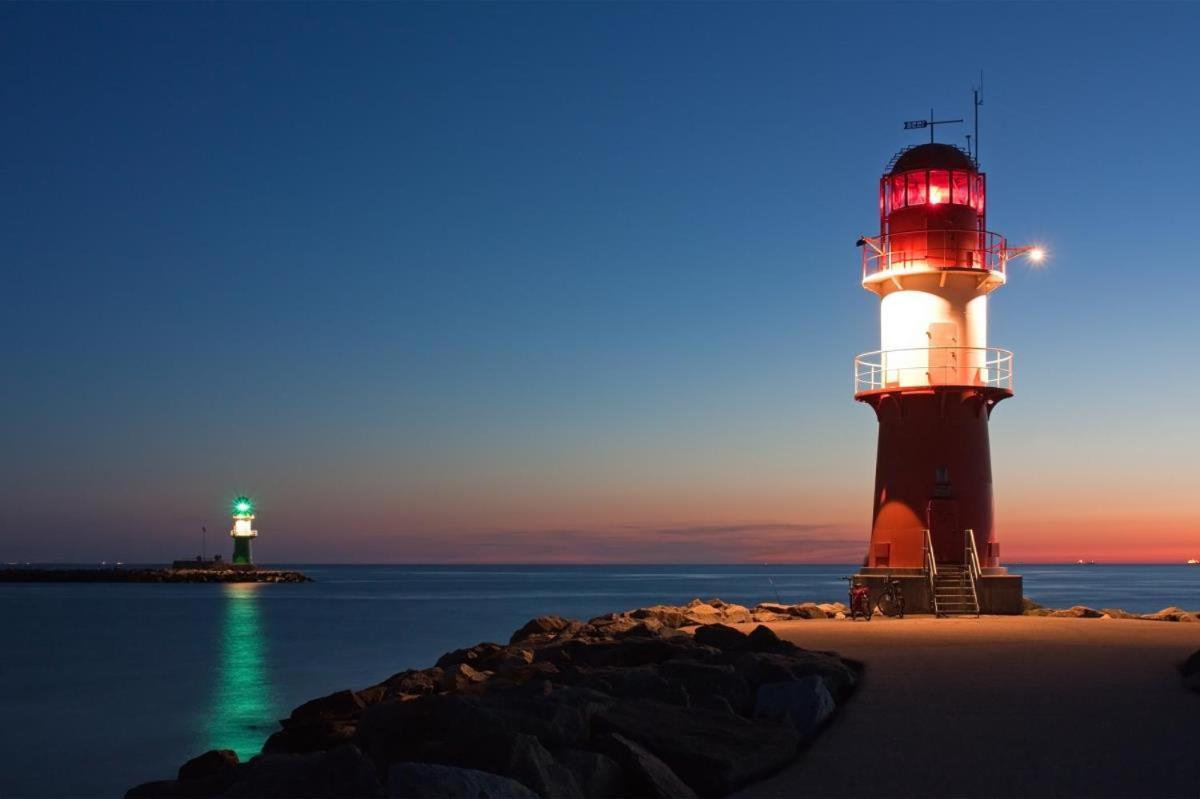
[852,135,1035,615]
[230,496,258,566]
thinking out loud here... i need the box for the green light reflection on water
[206,583,276,759]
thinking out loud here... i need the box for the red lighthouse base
[855,386,1022,614]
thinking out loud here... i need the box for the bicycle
[842,576,873,621]
[875,573,905,618]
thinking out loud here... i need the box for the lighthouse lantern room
[230,496,258,567]
[852,134,1033,615]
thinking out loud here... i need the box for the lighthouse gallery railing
[854,347,1013,394]
[861,230,1008,281]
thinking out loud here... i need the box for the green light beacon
[230,497,258,566]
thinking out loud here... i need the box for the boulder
[596,734,696,799]
[752,603,792,615]
[717,650,859,699]
[1048,605,1104,618]
[659,660,751,714]
[386,763,537,798]
[630,605,690,628]
[682,602,725,626]
[125,781,180,798]
[381,669,443,697]
[1142,607,1200,622]
[753,677,835,738]
[750,611,788,623]
[692,623,747,651]
[719,604,753,624]
[789,604,828,620]
[555,749,626,799]
[1179,649,1200,678]
[1099,608,1141,620]
[435,642,505,670]
[510,615,578,643]
[1022,597,1044,614]
[441,662,489,692]
[178,749,239,783]
[593,699,800,795]
[289,690,366,722]
[742,625,796,655]
[225,745,384,797]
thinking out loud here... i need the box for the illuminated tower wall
[229,497,257,566]
[852,142,1023,613]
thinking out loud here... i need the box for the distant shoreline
[0,567,311,583]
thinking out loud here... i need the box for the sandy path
[732,616,1200,799]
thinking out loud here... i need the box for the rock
[1048,605,1104,618]
[754,677,835,738]
[1099,608,1141,620]
[593,699,800,795]
[178,749,239,783]
[597,733,697,799]
[555,749,626,799]
[750,611,788,623]
[510,615,577,644]
[576,664,688,706]
[290,689,366,722]
[720,604,753,624]
[630,605,690,628]
[125,780,180,798]
[682,602,725,626]
[693,623,747,650]
[613,619,668,639]
[1140,607,1198,622]
[742,625,796,655]
[789,604,828,620]
[752,603,792,615]
[816,603,843,617]
[833,612,847,620]
[436,642,505,670]
[659,660,751,714]
[381,669,443,697]
[386,762,538,798]
[1022,597,1044,614]
[1179,649,1200,678]
[441,662,489,692]
[225,745,385,797]
[718,650,859,699]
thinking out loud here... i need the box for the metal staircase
[924,528,982,617]
[932,565,979,616]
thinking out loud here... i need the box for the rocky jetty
[0,567,311,583]
[128,599,860,798]
[1022,599,1199,622]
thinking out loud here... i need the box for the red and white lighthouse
[852,139,1033,614]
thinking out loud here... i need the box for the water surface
[2,563,1196,797]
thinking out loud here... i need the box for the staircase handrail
[923,528,938,614]
[964,528,983,581]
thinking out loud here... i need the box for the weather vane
[903,108,963,144]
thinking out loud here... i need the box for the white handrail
[854,346,1013,394]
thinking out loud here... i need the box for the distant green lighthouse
[229,496,258,566]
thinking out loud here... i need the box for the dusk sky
[3,2,1198,564]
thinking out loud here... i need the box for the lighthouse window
[906,171,926,206]
[952,170,970,205]
[891,175,906,211]
[973,174,985,213]
[928,170,949,205]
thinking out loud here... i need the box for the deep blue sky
[3,2,1198,562]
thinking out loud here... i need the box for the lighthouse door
[927,323,959,385]
[927,498,963,564]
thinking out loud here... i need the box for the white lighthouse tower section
[231,516,258,538]
[876,272,996,389]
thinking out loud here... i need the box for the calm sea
[2,563,1198,798]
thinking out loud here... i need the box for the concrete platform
[732,616,1200,799]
